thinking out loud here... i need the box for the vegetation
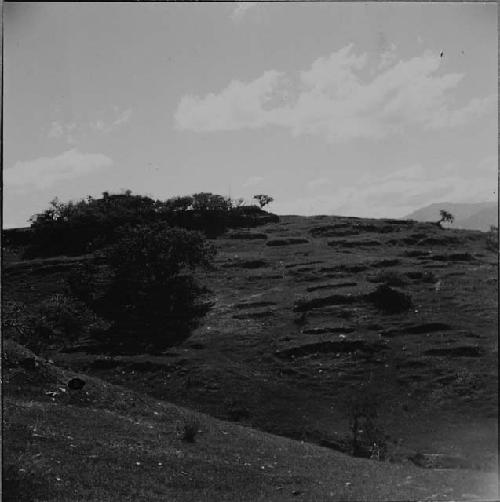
[24,191,278,257]
[437,209,454,227]
[346,390,387,460]
[2,297,109,355]
[69,225,215,352]
[178,416,201,443]
[253,194,274,209]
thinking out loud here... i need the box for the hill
[3,213,498,500]
[3,340,497,501]
[405,202,498,231]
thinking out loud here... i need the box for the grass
[3,213,499,500]
[2,341,498,501]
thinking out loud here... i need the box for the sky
[3,2,498,228]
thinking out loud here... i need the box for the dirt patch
[233,310,275,320]
[424,346,483,357]
[227,232,268,240]
[327,239,382,248]
[233,301,277,309]
[382,322,453,337]
[294,293,358,312]
[266,238,310,246]
[223,259,268,269]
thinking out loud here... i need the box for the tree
[438,210,454,228]
[25,191,162,257]
[88,225,215,351]
[253,194,274,209]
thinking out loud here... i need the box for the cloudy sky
[3,2,497,227]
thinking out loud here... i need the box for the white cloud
[272,159,497,218]
[231,2,258,23]
[90,108,133,134]
[242,175,264,187]
[48,108,133,143]
[175,71,284,132]
[5,149,113,191]
[175,45,496,143]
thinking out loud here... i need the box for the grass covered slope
[3,213,498,499]
[3,341,498,502]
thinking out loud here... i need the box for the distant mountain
[405,202,498,231]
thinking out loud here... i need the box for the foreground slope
[3,341,498,502]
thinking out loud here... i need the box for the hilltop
[3,212,498,500]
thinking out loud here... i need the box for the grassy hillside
[3,213,498,500]
[3,340,498,501]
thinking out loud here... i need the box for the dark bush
[366,285,412,314]
[25,192,162,257]
[24,191,279,257]
[76,225,216,351]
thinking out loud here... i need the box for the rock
[365,285,412,314]
[67,377,86,390]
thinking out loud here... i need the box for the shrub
[25,192,162,257]
[80,225,215,351]
[2,297,110,354]
[437,209,454,228]
[366,284,412,314]
[178,416,200,443]
[345,390,387,460]
[24,191,279,257]
[253,194,274,208]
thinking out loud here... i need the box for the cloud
[242,175,264,187]
[48,108,133,144]
[175,45,496,143]
[272,159,497,218]
[90,108,133,134]
[231,2,258,23]
[5,149,113,191]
